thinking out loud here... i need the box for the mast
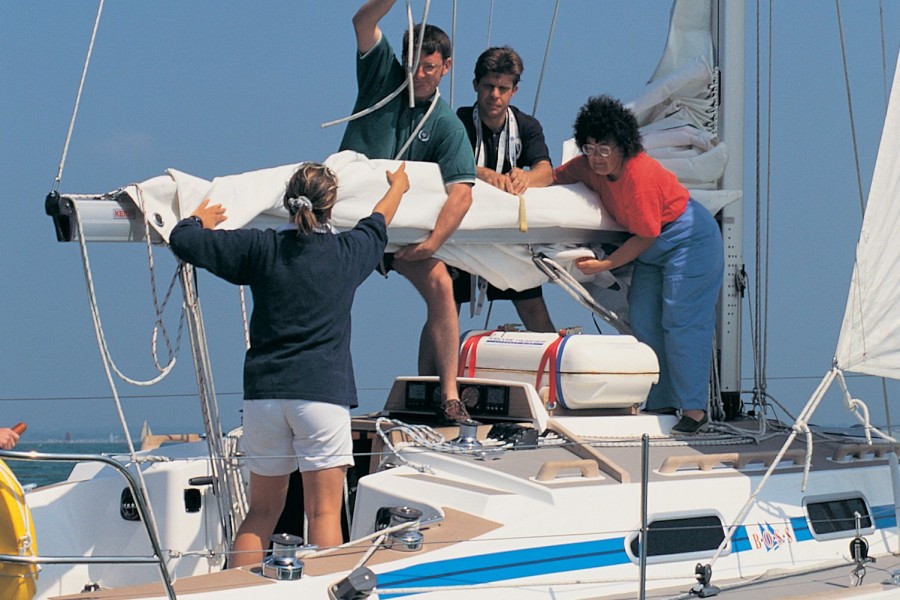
[714,0,745,414]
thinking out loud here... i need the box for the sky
[1,1,898,440]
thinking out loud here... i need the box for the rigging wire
[837,0,894,434]
[880,1,890,107]
[761,0,773,405]
[531,0,560,118]
[485,0,495,48]
[450,0,457,107]
[750,0,765,414]
[877,0,893,436]
[52,0,104,193]
[835,0,867,215]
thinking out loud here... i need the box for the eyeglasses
[581,143,613,157]
[406,61,445,76]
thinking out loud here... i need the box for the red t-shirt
[553,152,688,237]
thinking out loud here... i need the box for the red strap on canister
[535,332,566,406]
[457,331,495,378]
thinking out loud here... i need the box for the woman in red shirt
[545,95,723,434]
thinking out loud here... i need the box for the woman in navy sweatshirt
[170,161,408,567]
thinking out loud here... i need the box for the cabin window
[628,515,725,559]
[805,497,872,537]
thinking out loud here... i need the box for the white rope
[321,0,431,129]
[405,1,417,108]
[72,201,179,386]
[52,0,105,193]
[320,3,440,161]
[393,88,440,160]
[835,370,897,444]
[374,417,495,473]
[708,366,897,572]
[72,204,163,545]
[238,286,250,349]
[351,533,387,571]
[321,79,410,129]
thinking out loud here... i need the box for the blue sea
[4,441,130,488]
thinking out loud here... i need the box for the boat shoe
[671,412,709,434]
[439,398,472,424]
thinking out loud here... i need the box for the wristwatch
[188,215,203,227]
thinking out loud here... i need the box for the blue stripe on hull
[378,503,897,596]
[379,537,627,592]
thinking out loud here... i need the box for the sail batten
[835,49,900,380]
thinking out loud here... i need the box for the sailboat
[3,1,900,598]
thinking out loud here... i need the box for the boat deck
[367,413,895,489]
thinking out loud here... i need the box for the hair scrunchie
[287,195,314,215]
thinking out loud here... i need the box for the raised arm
[352,0,396,54]
[372,162,409,226]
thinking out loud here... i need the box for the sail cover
[834,50,900,379]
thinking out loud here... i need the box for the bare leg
[301,466,349,548]
[229,472,290,568]
[394,257,459,402]
[417,323,437,376]
[512,297,555,333]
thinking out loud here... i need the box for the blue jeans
[629,200,724,412]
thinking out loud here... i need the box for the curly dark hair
[573,95,643,159]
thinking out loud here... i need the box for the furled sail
[834,50,900,380]
[131,153,626,292]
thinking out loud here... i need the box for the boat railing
[0,448,177,600]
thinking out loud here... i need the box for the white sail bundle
[834,50,900,380]
[131,152,625,292]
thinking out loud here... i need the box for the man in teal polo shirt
[341,0,476,422]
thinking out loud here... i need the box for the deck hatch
[628,515,725,558]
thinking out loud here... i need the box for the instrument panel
[403,380,511,418]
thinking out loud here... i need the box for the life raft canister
[0,458,39,600]
[459,330,660,410]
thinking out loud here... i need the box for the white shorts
[241,399,354,476]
